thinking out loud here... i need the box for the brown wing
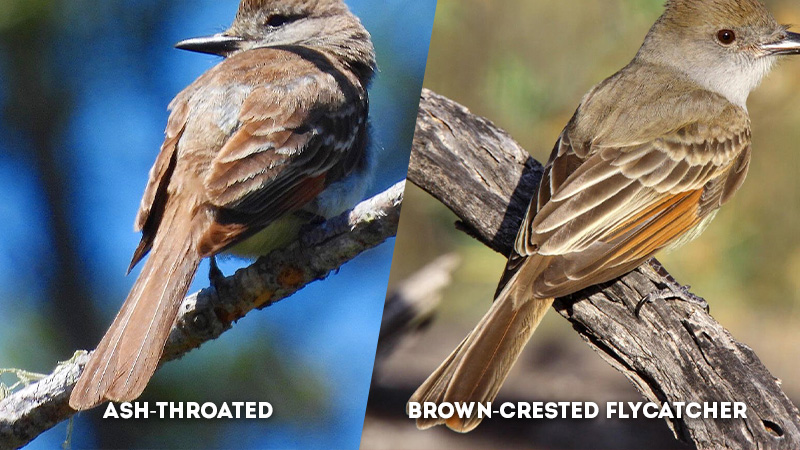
[128,98,190,271]
[501,115,751,300]
[196,55,367,256]
[129,48,367,265]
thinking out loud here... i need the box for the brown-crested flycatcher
[69,0,376,410]
[411,0,800,432]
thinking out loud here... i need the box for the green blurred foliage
[393,0,800,398]
[0,0,51,30]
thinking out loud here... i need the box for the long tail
[409,286,553,432]
[69,204,200,410]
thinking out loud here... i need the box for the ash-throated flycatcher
[411,0,800,432]
[69,0,376,410]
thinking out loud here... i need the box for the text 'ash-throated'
[70,0,376,410]
[410,0,800,433]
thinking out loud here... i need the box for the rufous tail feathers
[70,202,200,410]
[409,288,553,432]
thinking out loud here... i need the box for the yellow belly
[225,214,308,258]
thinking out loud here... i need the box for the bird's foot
[208,255,226,291]
[635,282,709,317]
[301,213,346,247]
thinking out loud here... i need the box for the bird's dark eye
[717,29,736,45]
[266,14,291,27]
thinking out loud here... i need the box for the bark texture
[0,182,403,449]
[408,89,800,449]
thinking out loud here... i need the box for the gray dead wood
[376,253,460,362]
[0,182,403,449]
[409,88,800,449]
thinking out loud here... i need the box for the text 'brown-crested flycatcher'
[411,0,800,432]
[69,0,376,410]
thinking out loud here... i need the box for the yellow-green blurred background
[365,0,800,448]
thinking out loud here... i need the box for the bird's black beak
[175,33,244,56]
[761,31,800,55]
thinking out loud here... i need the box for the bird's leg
[634,258,711,317]
[300,212,344,247]
[636,262,710,316]
[208,255,226,291]
[663,275,710,310]
[636,283,709,317]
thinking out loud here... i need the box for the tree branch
[409,89,800,449]
[0,181,404,449]
[376,253,461,362]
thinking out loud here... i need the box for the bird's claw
[635,283,709,317]
[208,256,226,291]
[301,214,347,247]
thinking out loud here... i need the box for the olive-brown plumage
[411,0,800,432]
[69,0,375,410]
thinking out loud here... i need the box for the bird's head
[175,0,376,78]
[637,0,800,107]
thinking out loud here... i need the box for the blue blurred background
[0,0,435,448]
